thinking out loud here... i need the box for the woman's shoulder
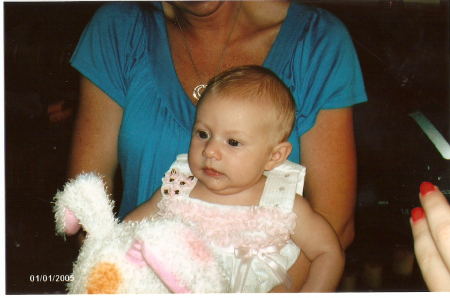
[89,2,162,28]
[268,1,351,55]
[93,2,141,18]
[287,2,349,36]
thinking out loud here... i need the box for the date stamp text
[30,275,74,283]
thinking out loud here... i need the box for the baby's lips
[203,167,223,177]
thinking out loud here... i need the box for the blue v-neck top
[71,1,367,218]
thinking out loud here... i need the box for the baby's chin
[196,178,241,196]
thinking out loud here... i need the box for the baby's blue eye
[198,131,209,139]
[228,139,240,147]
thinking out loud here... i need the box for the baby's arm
[123,188,163,222]
[291,194,345,292]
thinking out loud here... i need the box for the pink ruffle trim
[158,168,297,249]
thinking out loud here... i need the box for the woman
[68,1,367,291]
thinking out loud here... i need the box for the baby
[125,65,344,293]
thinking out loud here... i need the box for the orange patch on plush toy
[87,262,121,294]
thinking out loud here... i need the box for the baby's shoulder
[292,193,315,218]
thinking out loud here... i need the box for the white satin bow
[233,245,293,293]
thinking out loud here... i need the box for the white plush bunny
[53,173,229,294]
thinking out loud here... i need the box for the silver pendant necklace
[175,2,242,101]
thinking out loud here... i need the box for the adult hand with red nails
[410,182,450,292]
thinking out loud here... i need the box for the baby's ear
[265,142,293,171]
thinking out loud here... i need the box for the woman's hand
[410,182,450,292]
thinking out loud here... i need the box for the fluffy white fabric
[53,173,229,294]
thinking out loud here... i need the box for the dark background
[4,0,449,293]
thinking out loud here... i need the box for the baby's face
[188,95,276,196]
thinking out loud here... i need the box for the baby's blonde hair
[199,65,296,144]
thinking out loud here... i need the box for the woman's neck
[163,1,242,37]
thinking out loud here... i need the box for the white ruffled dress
[156,154,306,293]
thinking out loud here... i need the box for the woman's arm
[300,107,357,249]
[67,76,123,197]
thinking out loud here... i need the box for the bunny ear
[64,208,81,236]
[53,173,116,237]
[140,242,191,294]
[54,195,79,237]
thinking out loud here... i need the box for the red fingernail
[411,207,425,223]
[420,182,436,197]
